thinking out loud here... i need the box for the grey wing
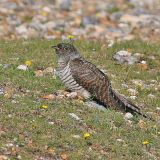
[69,58,111,102]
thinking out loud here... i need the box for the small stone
[127,88,138,96]
[156,107,160,111]
[68,113,81,121]
[0,130,6,136]
[150,80,158,84]
[129,96,137,100]
[0,64,11,68]
[138,119,146,129]
[120,14,140,27]
[17,155,22,159]
[60,0,71,11]
[11,100,17,103]
[116,139,124,142]
[0,88,4,95]
[60,153,68,160]
[122,84,128,88]
[43,6,51,13]
[8,114,12,118]
[34,70,43,77]
[82,16,97,27]
[148,55,155,60]
[47,147,56,155]
[148,94,156,99]
[134,53,144,58]
[72,135,81,139]
[48,121,55,125]
[110,12,123,21]
[0,155,8,160]
[15,25,28,35]
[42,94,56,100]
[17,65,28,71]
[124,112,133,120]
[107,40,114,47]
[45,21,56,30]
[137,63,148,70]
[43,67,54,75]
[140,60,147,64]
[6,143,14,147]
[113,50,138,64]
[44,35,56,40]
[66,92,78,99]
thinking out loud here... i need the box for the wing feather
[69,58,110,101]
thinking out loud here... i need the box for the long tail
[109,88,154,120]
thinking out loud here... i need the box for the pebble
[82,16,97,27]
[48,121,55,125]
[127,88,138,96]
[124,112,133,120]
[0,0,159,41]
[129,96,137,100]
[68,113,81,121]
[0,88,4,95]
[60,0,71,11]
[0,64,11,68]
[17,65,28,71]
[140,60,147,64]
[72,135,81,139]
[116,139,124,142]
[147,94,156,99]
[113,50,138,64]
[131,79,144,87]
[6,143,14,147]
[15,25,28,35]
[43,67,54,75]
[122,84,128,88]
[0,155,8,160]
[17,155,22,160]
[156,107,160,111]
[66,92,78,99]
[110,12,123,21]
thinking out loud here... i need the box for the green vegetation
[0,39,159,159]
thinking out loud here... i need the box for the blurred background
[0,0,160,41]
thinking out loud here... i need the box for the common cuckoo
[52,42,151,119]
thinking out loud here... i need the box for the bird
[52,42,152,120]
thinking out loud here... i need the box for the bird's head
[52,43,80,62]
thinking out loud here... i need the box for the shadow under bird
[52,42,153,120]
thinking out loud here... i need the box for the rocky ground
[0,0,160,42]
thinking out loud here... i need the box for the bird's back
[69,58,148,117]
[69,58,115,107]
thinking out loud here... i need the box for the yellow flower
[41,105,48,109]
[25,60,32,66]
[83,133,91,139]
[67,35,74,39]
[142,140,149,145]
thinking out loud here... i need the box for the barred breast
[57,63,91,99]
